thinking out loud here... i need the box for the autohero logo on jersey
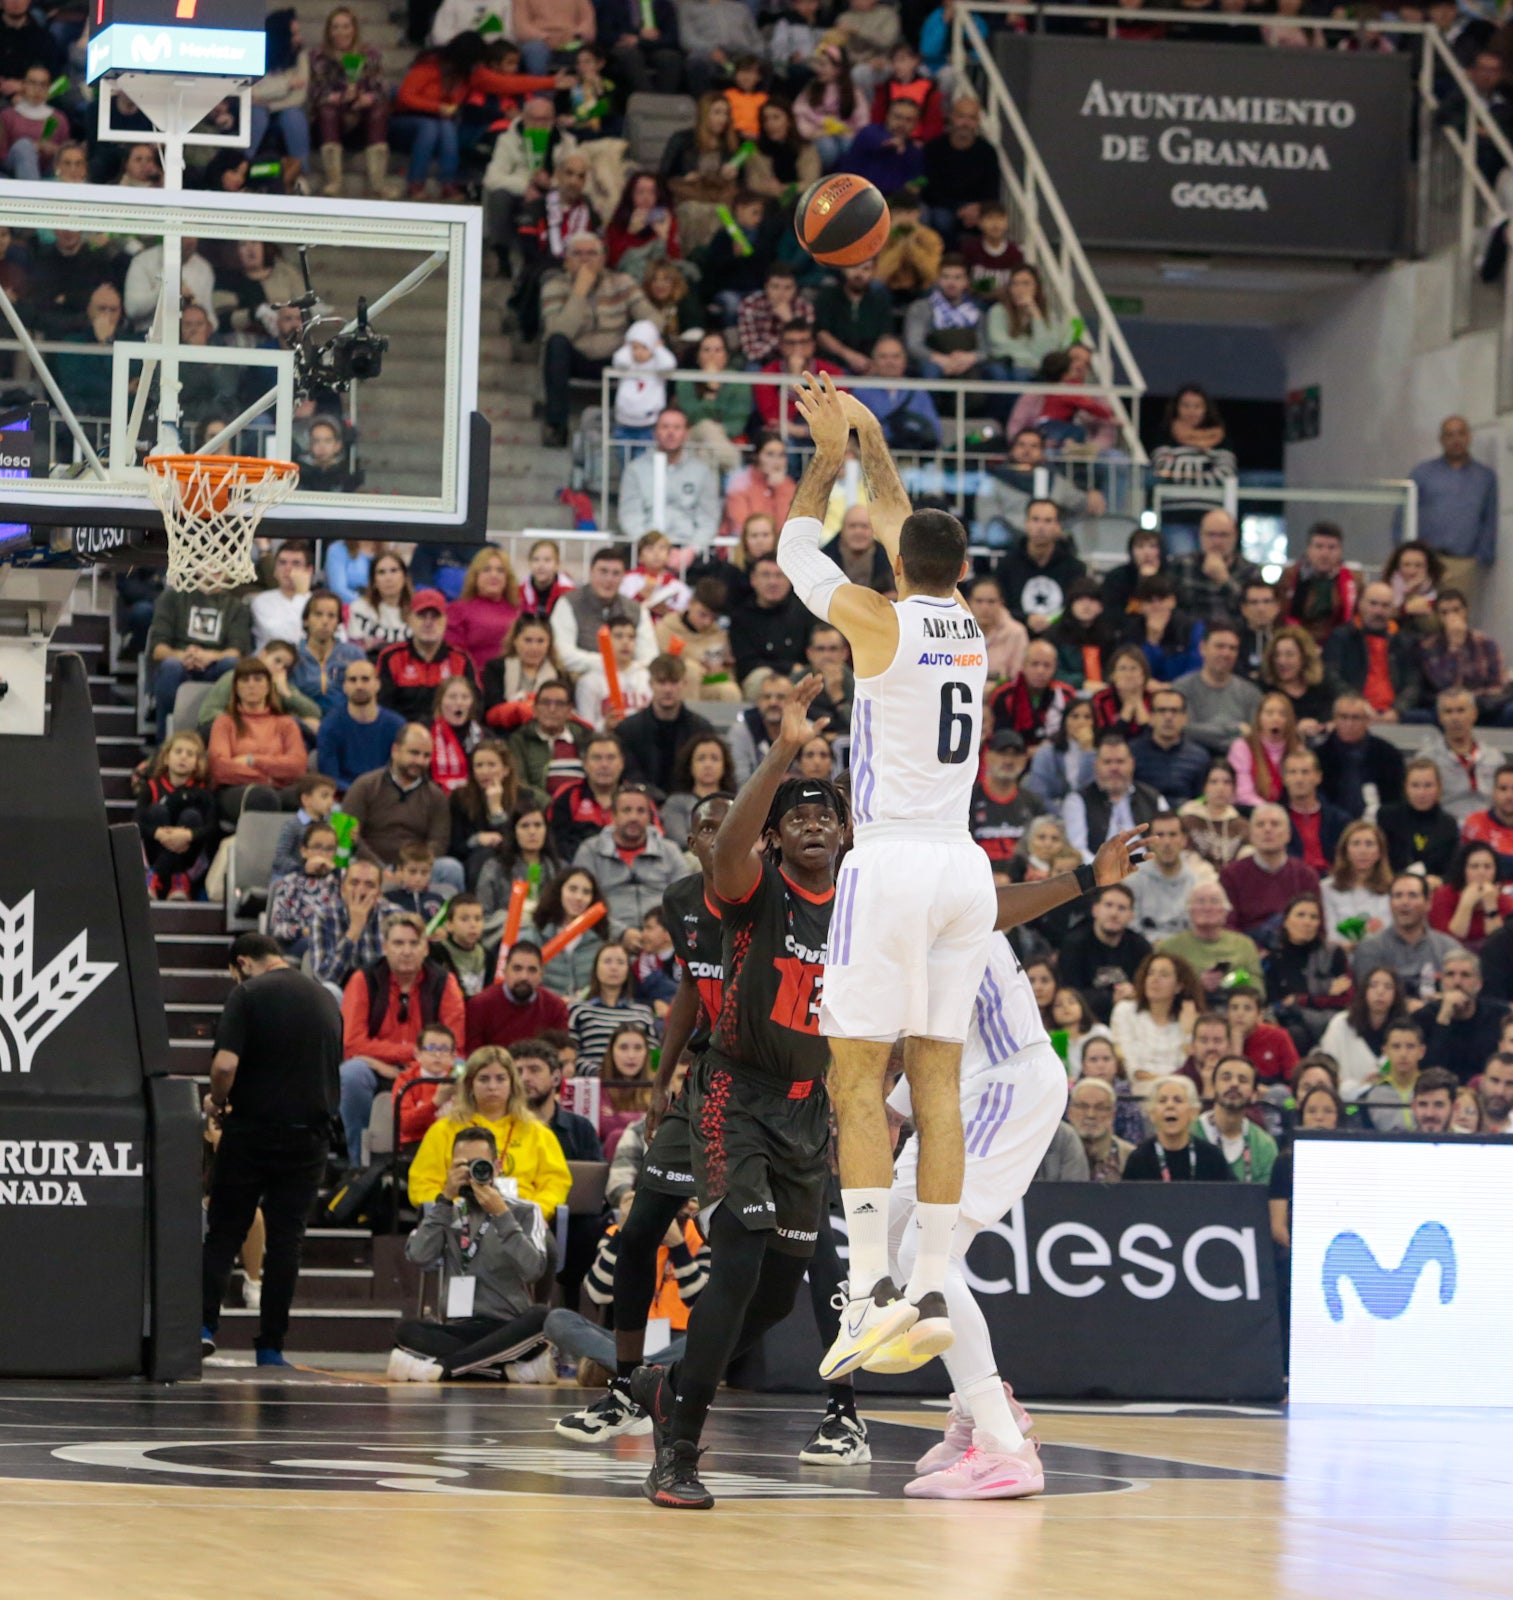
[918,613,985,670]
[0,1141,144,1207]
[964,1200,1263,1303]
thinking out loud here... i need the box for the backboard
[0,180,489,553]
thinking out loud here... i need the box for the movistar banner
[1290,1134,1513,1405]
[742,1184,1285,1401]
[87,22,266,82]
[993,34,1410,257]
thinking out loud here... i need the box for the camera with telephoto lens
[283,246,389,396]
[467,1157,496,1186]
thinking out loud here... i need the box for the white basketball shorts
[889,1042,1068,1225]
[821,823,997,1044]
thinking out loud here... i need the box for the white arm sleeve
[776,515,848,623]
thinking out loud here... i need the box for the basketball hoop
[145,453,300,594]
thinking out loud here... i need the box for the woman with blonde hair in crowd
[985,262,1071,379]
[406,1046,572,1207]
[1228,691,1301,807]
[1260,624,1339,739]
[309,5,394,197]
[1320,820,1393,948]
[446,547,523,675]
[1110,950,1203,1095]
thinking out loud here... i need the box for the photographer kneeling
[388,1125,554,1383]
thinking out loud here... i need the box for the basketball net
[145,454,300,594]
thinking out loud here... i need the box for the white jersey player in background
[875,828,1146,1500]
[776,374,1000,1379]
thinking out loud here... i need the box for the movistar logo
[1322,1223,1457,1322]
[130,30,173,62]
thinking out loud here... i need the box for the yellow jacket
[407,1111,572,1212]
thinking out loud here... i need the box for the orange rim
[145,452,300,485]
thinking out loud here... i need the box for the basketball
[794,175,891,267]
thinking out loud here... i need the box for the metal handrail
[595,364,1142,514]
[952,5,1148,464]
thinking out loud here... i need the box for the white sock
[959,1373,1024,1453]
[899,1212,1027,1451]
[841,1187,893,1297]
[904,1201,959,1302]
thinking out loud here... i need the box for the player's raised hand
[795,371,851,455]
[782,673,832,746]
[837,388,880,434]
[1093,825,1149,886]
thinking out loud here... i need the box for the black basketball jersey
[712,860,834,1087]
[663,871,724,1052]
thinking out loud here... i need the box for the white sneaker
[555,1382,653,1442]
[819,1276,918,1381]
[241,1277,262,1312]
[798,1412,872,1465]
[387,1348,443,1383]
[505,1345,557,1385]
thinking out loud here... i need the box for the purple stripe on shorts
[969,1082,1016,1157]
[981,965,1021,1060]
[855,700,877,820]
[962,1084,997,1155]
[832,868,856,966]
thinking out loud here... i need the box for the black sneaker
[554,1381,653,1443]
[626,1363,675,1450]
[541,424,568,448]
[643,1439,714,1510]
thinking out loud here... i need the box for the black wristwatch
[1075,862,1098,895]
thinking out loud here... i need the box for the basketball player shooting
[778,372,996,1379]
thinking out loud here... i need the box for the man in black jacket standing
[728,557,813,693]
[202,933,343,1367]
[616,656,715,796]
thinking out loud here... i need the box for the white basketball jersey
[962,934,1052,1083]
[848,595,987,827]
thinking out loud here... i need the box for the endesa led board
[87,0,267,81]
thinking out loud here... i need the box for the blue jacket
[293,639,365,717]
[316,705,406,791]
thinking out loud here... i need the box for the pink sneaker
[904,1441,1045,1500]
[914,1395,973,1475]
[913,1384,1037,1477]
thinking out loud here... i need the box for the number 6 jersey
[847,594,987,828]
[711,860,835,1088]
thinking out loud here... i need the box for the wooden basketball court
[3,1373,1505,1600]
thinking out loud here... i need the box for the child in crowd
[574,617,654,726]
[520,538,574,615]
[385,842,445,920]
[271,772,339,882]
[390,1022,462,1147]
[960,201,1024,298]
[632,906,680,1006]
[620,530,692,620]
[870,40,942,142]
[723,55,769,140]
[267,820,344,956]
[135,730,217,901]
[611,319,678,442]
[1226,984,1300,1084]
[429,891,499,998]
[568,44,614,135]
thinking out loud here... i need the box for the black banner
[994,34,1411,258]
[738,1184,1285,1401]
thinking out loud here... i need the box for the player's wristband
[1074,863,1098,896]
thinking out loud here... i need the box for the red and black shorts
[640,1055,707,1200]
[688,1049,831,1258]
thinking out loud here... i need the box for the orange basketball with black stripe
[794,174,891,267]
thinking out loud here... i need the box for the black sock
[826,1384,856,1420]
[615,1359,639,1382]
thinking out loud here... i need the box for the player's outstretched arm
[838,390,909,568]
[992,826,1149,933]
[710,674,831,904]
[648,968,700,1137]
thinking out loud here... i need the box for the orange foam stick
[666,634,685,655]
[502,878,529,948]
[597,624,626,715]
[539,902,608,964]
